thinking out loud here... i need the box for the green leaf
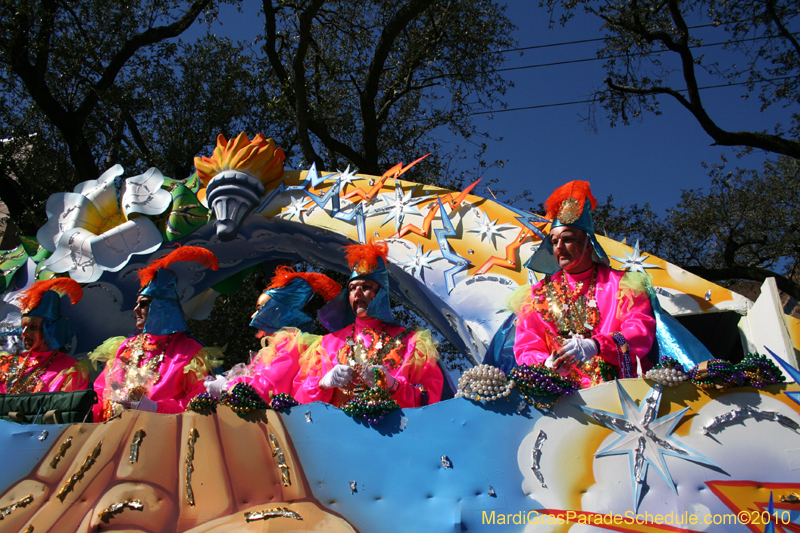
[162,184,210,242]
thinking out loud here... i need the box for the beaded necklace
[1,350,59,394]
[533,265,600,344]
[115,333,171,401]
[332,324,412,402]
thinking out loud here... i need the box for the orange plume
[544,180,597,222]
[137,246,219,288]
[18,278,83,313]
[267,266,342,302]
[344,241,388,275]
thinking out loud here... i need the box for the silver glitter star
[398,242,438,279]
[372,184,428,231]
[282,195,310,220]
[610,239,660,273]
[579,381,718,512]
[337,165,359,188]
[465,211,516,248]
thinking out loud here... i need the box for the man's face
[21,316,47,351]
[348,279,380,317]
[550,226,594,274]
[252,292,271,320]
[134,295,153,330]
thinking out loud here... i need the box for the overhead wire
[468,76,797,116]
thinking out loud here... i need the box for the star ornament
[578,381,719,512]
[282,195,310,221]
[465,211,517,248]
[610,239,660,274]
[372,184,428,231]
[399,242,438,279]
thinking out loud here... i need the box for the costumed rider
[204,266,341,402]
[513,180,656,388]
[293,241,443,407]
[1,278,90,394]
[91,246,222,421]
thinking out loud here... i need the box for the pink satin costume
[293,316,443,408]
[0,350,89,393]
[226,328,317,400]
[93,332,211,421]
[514,264,656,388]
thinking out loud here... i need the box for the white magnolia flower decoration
[37,165,172,283]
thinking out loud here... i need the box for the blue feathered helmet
[18,278,82,351]
[250,267,341,334]
[318,241,393,332]
[524,180,610,275]
[137,246,219,335]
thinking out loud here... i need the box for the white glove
[319,364,354,390]
[560,335,598,364]
[361,365,396,390]
[131,395,158,413]
[204,375,228,400]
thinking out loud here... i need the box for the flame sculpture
[194,133,285,241]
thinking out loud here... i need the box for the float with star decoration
[0,132,798,532]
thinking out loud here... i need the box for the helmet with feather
[524,180,609,274]
[136,246,219,335]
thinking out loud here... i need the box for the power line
[496,33,797,73]
[468,76,796,116]
[495,22,724,54]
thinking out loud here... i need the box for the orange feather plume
[137,246,219,288]
[344,241,388,275]
[267,266,342,302]
[18,278,83,313]
[544,180,597,221]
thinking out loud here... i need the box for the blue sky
[192,1,796,215]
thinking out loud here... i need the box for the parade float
[0,133,798,532]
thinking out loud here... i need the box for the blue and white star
[282,195,310,221]
[610,239,660,273]
[465,211,517,248]
[579,381,719,512]
[337,165,359,188]
[371,184,428,231]
[398,242,438,279]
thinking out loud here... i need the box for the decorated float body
[0,133,799,532]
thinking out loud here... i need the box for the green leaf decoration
[0,245,28,291]
[19,235,51,262]
[184,172,202,194]
[211,265,259,295]
[163,183,210,242]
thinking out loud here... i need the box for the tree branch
[683,264,800,301]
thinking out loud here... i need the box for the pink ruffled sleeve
[513,283,551,366]
[292,338,335,404]
[388,329,442,408]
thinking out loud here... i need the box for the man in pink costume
[513,181,656,388]
[0,278,89,394]
[210,267,342,402]
[92,247,220,420]
[293,242,443,408]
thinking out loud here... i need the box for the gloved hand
[361,365,396,390]
[319,364,354,390]
[559,334,598,364]
[131,395,158,413]
[204,375,228,400]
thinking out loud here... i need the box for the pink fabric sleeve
[91,366,109,421]
[228,331,305,400]
[150,335,209,414]
[593,289,656,369]
[388,331,443,408]
[513,308,551,366]
[292,342,335,404]
[42,353,90,392]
